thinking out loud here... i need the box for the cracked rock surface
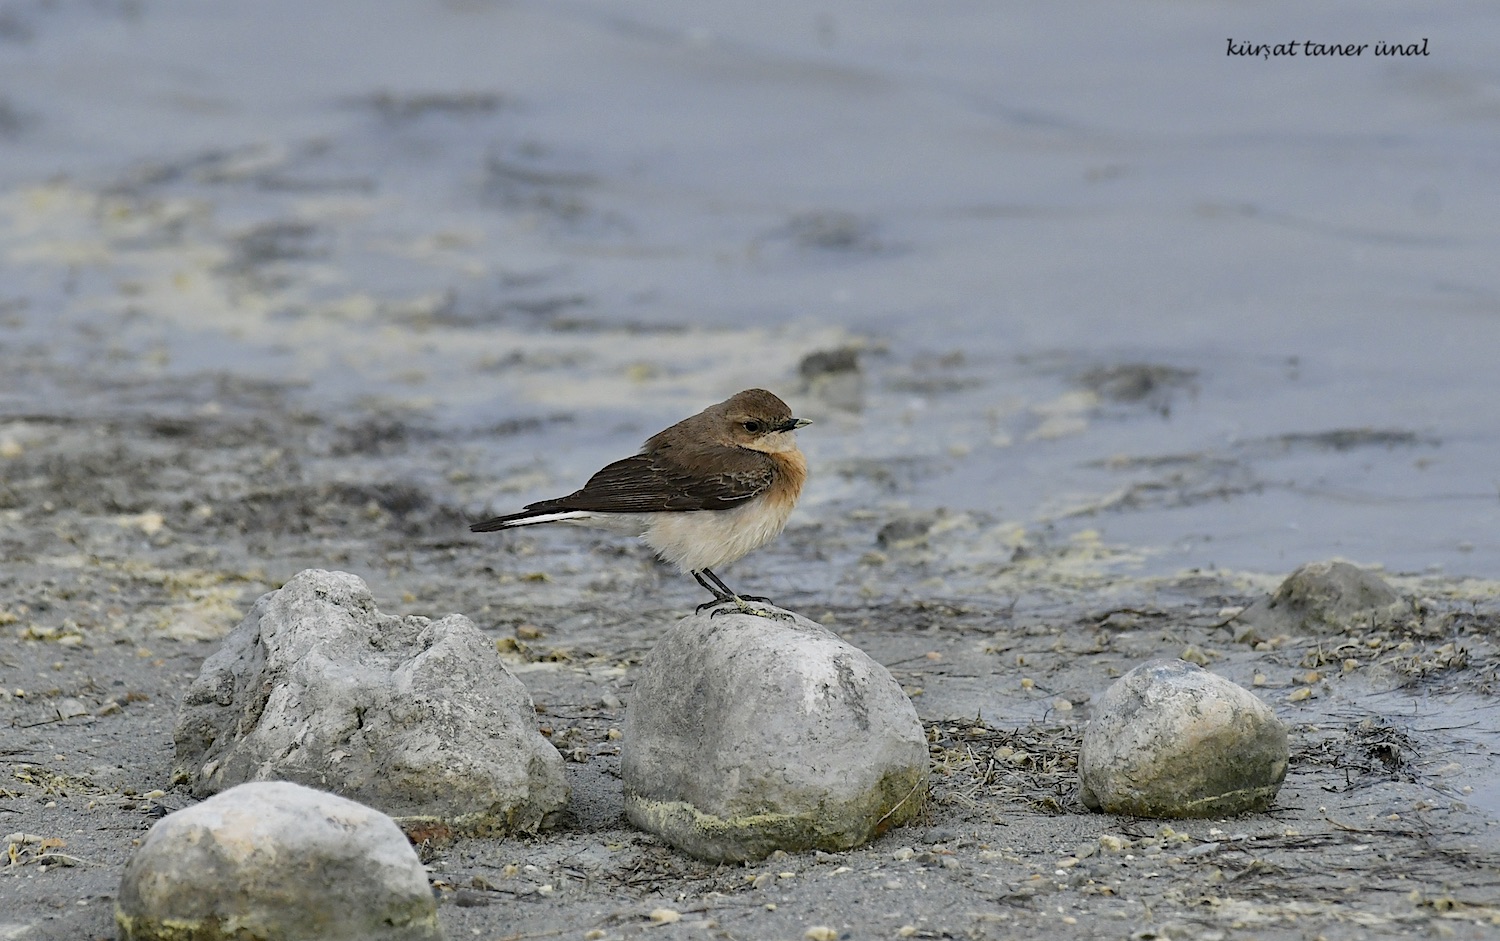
[173,568,567,833]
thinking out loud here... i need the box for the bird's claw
[707,597,793,621]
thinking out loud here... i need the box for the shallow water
[2,0,1498,580]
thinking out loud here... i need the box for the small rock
[1231,560,1409,640]
[1079,659,1288,818]
[115,781,440,941]
[55,698,89,720]
[1178,645,1210,667]
[1098,834,1131,852]
[804,927,839,941]
[799,347,864,412]
[799,347,860,379]
[876,514,937,550]
[1078,363,1197,414]
[649,908,682,924]
[622,606,928,862]
[173,569,567,834]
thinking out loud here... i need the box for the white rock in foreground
[116,781,440,941]
[173,568,566,834]
[623,606,928,861]
[1079,658,1288,818]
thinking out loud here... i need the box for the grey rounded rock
[173,568,567,834]
[1232,560,1409,642]
[116,781,441,941]
[1079,658,1288,818]
[622,606,928,862]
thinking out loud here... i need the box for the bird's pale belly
[640,499,795,573]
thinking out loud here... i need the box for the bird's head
[719,389,810,454]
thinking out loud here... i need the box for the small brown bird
[470,389,810,614]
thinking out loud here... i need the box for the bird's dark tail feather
[469,508,588,532]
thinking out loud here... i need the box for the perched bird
[470,389,810,615]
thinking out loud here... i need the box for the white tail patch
[501,510,593,527]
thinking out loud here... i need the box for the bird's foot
[696,595,737,614]
[708,596,793,621]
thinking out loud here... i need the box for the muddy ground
[3,361,1498,941]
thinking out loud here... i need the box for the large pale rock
[173,569,566,834]
[622,606,928,862]
[116,781,441,941]
[1080,659,1288,818]
[1232,560,1409,642]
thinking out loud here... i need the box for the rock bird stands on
[470,389,810,615]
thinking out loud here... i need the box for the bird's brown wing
[529,450,773,514]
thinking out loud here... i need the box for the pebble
[55,698,89,719]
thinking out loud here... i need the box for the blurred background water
[2,0,1497,580]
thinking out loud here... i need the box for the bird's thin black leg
[701,568,774,605]
[693,570,737,612]
[696,567,789,621]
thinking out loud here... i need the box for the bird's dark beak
[779,417,812,432]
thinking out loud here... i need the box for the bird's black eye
[742,420,763,434]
